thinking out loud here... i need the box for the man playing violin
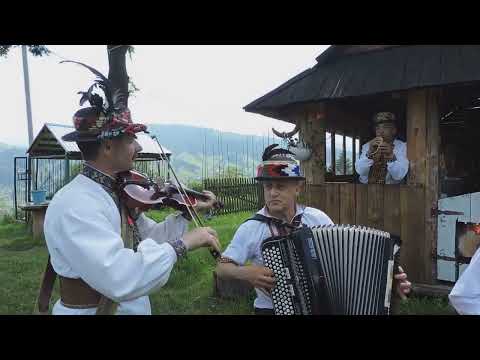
[216,144,412,315]
[39,62,220,315]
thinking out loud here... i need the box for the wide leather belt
[59,276,102,309]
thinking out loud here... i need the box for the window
[326,131,360,180]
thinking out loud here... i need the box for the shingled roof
[244,45,480,119]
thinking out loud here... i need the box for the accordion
[261,225,401,315]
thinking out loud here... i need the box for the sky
[0,45,329,147]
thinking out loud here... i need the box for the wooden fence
[203,177,263,215]
[303,183,431,284]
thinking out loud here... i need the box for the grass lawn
[0,211,456,315]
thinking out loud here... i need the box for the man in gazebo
[355,112,409,185]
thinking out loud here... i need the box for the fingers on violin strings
[209,234,221,253]
[206,227,218,237]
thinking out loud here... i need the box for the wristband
[168,238,188,259]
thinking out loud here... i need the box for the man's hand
[182,227,221,254]
[395,266,412,300]
[194,190,218,213]
[242,265,276,294]
[368,137,383,158]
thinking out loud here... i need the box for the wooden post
[406,88,439,284]
[298,104,326,185]
[407,89,427,186]
[424,88,440,284]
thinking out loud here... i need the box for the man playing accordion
[216,144,411,315]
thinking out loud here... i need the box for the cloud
[1,45,328,146]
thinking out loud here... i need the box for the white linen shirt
[44,173,189,315]
[449,248,480,315]
[355,139,409,184]
[222,206,334,310]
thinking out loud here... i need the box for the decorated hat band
[255,160,304,180]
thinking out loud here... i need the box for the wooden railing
[302,183,430,284]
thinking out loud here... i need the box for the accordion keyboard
[262,239,312,315]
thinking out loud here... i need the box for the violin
[115,170,223,259]
[116,170,223,212]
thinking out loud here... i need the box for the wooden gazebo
[244,45,480,288]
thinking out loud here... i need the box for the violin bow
[150,135,220,260]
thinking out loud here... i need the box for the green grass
[397,296,457,315]
[147,209,255,314]
[0,211,457,315]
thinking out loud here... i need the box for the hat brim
[62,123,147,143]
[61,131,100,142]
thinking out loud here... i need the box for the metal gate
[14,156,31,221]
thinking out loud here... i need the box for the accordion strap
[245,213,303,237]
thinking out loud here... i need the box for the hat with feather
[60,60,147,142]
[255,144,305,181]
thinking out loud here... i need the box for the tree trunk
[107,45,129,107]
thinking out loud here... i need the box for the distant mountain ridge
[0,125,275,190]
[0,124,357,190]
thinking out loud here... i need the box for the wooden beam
[411,283,452,298]
[407,89,427,186]
[298,104,326,184]
[331,131,336,175]
[339,184,355,224]
[424,88,441,284]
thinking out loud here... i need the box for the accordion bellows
[261,225,401,315]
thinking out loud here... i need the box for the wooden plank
[331,131,336,175]
[383,185,401,237]
[213,271,253,299]
[407,89,427,186]
[298,107,326,184]
[325,183,340,224]
[339,184,355,225]
[424,88,440,284]
[367,184,384,230]
[355,184,369,227]
[411,283,452,298]
[308,184,325,212]
[400,186,425,283]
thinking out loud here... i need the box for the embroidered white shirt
[222,206,334,310]
[355,139,409,184]
[44,174,189,315]
[449,248,480,315]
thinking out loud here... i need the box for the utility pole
[21,45,34,146]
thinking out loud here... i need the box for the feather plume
[262,144,296,161]
[262,144,279,161]
[61,60,125,116]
